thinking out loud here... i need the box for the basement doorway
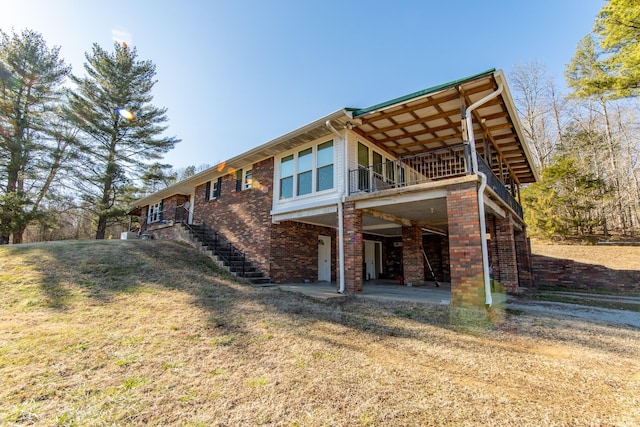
[364,240,382,281]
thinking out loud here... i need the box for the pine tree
[68,42,179,239]
[0,29,71,244]
[594,0,640,96]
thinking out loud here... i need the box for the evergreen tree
[68,42,179,239]
[567,0,640,98]
[141,162,175,194]
[594,0,640,96]
[522,154,607,239]
[566,34,615,98]
[0,29,71,244]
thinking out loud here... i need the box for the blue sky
[2,0,604,169]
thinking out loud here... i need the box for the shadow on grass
[7,239,637,358]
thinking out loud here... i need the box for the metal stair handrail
[183,221,247,277]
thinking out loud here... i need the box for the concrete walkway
[276,279,452,305]
[274,282,640,328]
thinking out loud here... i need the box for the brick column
[487,216,499,279]
[446,182,485,308]
[342,201,363,292]
[495,213,518,293]
[515,227,533,289]
[402,225,424,286]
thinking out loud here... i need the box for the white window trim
[148,201,161,223]
[277,140,334,201]
[243,169,253,190]
[208,180,218,200]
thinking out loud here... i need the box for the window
[316,141,333,192]
[244,169,253,190]
[357,142,370,191]
[206,177,222,200]
[235,168,253,191]
[280,155,294,199]
[148,201,162,223]
[235,169,243,192]
[211,180,218,198]
[279,140,334,200]
[372,151,383,177]
[297,148,312,196]
[385,157,395,183]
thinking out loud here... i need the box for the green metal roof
[349,68,496,117]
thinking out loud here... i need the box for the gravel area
[508,293,640,329]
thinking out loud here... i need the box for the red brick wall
[162,194,189,222]
[270,221,336,283]
[402,225,424,286]
[532,256,640,292]
[515,230,533,288]
[193,158,274,274]
[446,182,485,307]
[495,213,518,292]
[423,234,449,282]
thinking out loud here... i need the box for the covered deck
[315,69,536,309]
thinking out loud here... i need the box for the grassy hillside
[1,240,639,426]
[531,241,640,271]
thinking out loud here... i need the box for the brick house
[130,69,538,309]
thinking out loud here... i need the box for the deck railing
[348,145,469,194]
[348,144,523,219]
[477,155,523,219]
[135,205,189,235]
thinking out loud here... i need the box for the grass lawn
[1,240,639,426]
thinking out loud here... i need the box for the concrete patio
[275,279,452,305]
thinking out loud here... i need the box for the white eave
[131,109,352,208]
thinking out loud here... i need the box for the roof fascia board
[131,109,350,207]
[492,70,541,182]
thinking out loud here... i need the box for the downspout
[326,120,346,293]
[463,83,503,307]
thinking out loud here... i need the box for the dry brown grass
[1,240,639,426]
[531,241,640,271]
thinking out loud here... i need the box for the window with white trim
[279,140,333,200]
[235,167,253,191]
[297,148,312,196]
[206,178,222,200]
[244,169,253,190]
[280,155,294,199]
[316,141,333,191]
[211,180,218,198]
[148,201,162,223]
